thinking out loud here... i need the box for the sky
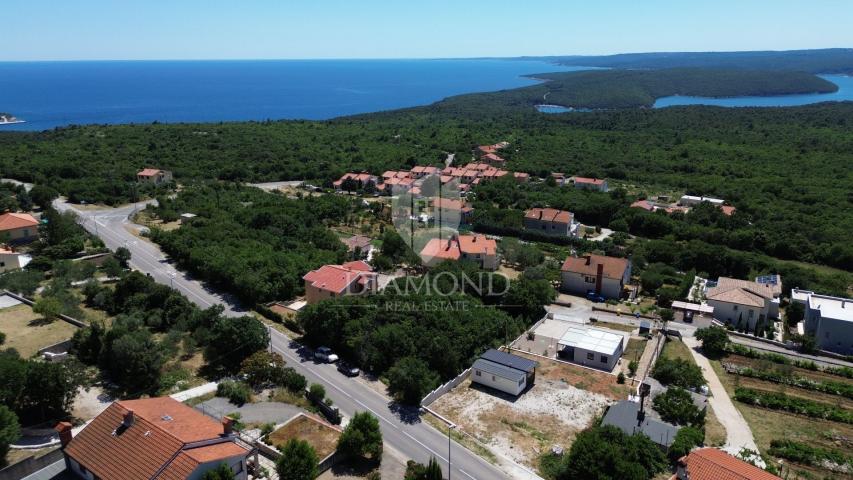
[1,0,851,61]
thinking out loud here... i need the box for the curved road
[53,199,514,480]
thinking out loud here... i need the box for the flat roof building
[557,326,624,371]
[792,288,853,355]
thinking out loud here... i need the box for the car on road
[337,361,360,377]
[586,291,606,303]
[684,310,695,323]
[314,346,339,363]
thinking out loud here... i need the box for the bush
[695,326,729,358]
[307,383,326,403]
[652,357,705,390]
[628,360,639,377]
[338,411,383,461]
[216,380,252,406]
[0,405,21,468]
[386,357,439,405]
[734,387,853,424]
[767,439,851,469]
[653,387,705,427]
[617,372,626,384]
[668,426,704,462]
[276,438,318,480]
[281,368,307,393]
[547,425,667,479]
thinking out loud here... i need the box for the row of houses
[631,194,736,216]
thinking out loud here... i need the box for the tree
[653,387,706,427]
[386,357,439,405]
[114,247,132,268]
[240,351,285,388]
[652,357,705,390]
[276,439,318,480]
[405,457,444,480]
[668,426,704,462]
[19,361,83,423]
[32,296,63,322]
[695,326,729,358]
[102,257,123,278]
[552,425,667,480]
[659,308,674,323]
[617,372,626,384]
[29,185,59,210]
[0,405,21,467]
[338,411,383,461]
[106,329,166,394]
[307,383,326,403]
[503,277,556,320]
[0,352,27,409]
[200,463,235,480]
[785,302,805,328]
[204,316,269,372]
[628,360,639,377]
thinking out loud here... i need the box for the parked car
[684,310,695,323]
[314,346,339,363]
[586,291,606,303]
[337,362,360,377]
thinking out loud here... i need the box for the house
[630,200,656,212]
[475,142,508,158]
[432,197,473,224]
[678,195,724,207]
[0,247,29,273]
[410,166,440,179]
[523,208,578,238]
[302,261,377,304]
[179,213,197,224]
[341,235,373,257]
[333,172,378,191]
[57,397,251,480]
[572,176,608,192]
[672,448,782,480]
[705,276,782,331]
[0,212,39,243]
[137,168,173,185]
[480,153,506,166]
[792,288,853,355]
[419,234,498,270]
[550,172,568,186]
[513,172,530,183]
[471,349,537,396]
[557,326,624,371]
[601,400,679,449]
[561,254,632,300]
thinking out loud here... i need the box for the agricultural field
[713,354,853,479]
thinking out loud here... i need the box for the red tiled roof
[64,397,248,480]
[631,200,656,211]
[561,254,629,280]
[432,198,471,213]
[303,263,376,294]
[720,205,736,216]
[482,153,505,163]
[458,234,496,256]
[674,448,781,480]
[525,208,573,224]
[334,172,376,186]
[420,238,462,262]
[0,212,38,231]
[138,168,162,177]
[573,176,605,185]
[341,260,372,272]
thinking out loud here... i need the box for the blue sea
[0,59,584,131]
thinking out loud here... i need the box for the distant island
[436,68,840,110]
[0,113,24,125]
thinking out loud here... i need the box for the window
[586,352,594,360]
[600,355,608,363]
[475,370,481,376]
[748,310,754,318]
[0,262,4,267]
[733,305,739,311]
[518,379,524,386]
[492,375,496,381]
[584,276,596,284]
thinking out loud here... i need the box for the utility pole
[447,423,456,480]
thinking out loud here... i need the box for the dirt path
[683,337,758,455]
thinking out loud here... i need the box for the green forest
[0,75,851,276]
[517,68,837,109]
[534,48,853,73]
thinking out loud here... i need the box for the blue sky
[2,0,851,61]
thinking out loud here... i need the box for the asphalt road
[54,199,513,480]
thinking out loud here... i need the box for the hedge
[734,387,853,424]
[767,439,851,470]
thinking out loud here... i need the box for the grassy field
[623,337,648,364]
[0,304,78,357]
[659,336,694,363]
[712,360,853,479]
[267,414,341,459]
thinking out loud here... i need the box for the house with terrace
[523,207,579,238]
[704,275,782,331]
[561,254,632,300]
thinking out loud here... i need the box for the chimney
[637,382,651,425]
[585,255,591,265]
[675,458,689,480]
[596,263,604,294]
[56,422,73,448]
[222,416,234,435]
[123,409,134,426]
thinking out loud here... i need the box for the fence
[421,367,472,407]
[0,448,64,480]
[2,290,89,328]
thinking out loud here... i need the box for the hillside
[526,48,853,74]
[459,68,838,109]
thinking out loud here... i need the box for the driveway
[682,337,758,456]
[194,398,305,425]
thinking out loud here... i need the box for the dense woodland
[0,73,851,278]
[517,68,837,109]
[537,48,853,74]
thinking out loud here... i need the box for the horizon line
[1,47,850,63]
